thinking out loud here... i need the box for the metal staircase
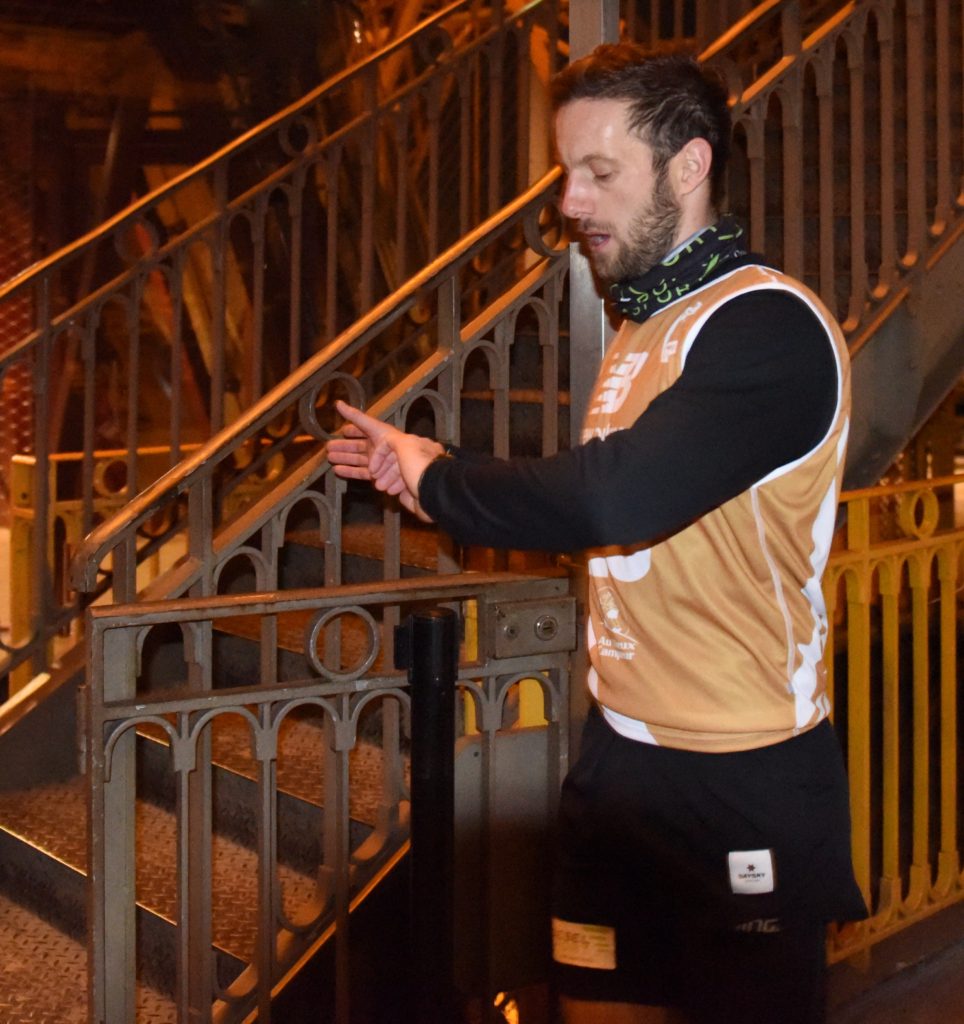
[0,1,962,1021]
[0,0,561,696]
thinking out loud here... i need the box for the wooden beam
[0,22,158,96]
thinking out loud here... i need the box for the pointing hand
[327,401,445,521]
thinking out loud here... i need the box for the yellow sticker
[551,918,617,970]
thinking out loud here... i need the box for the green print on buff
[609,218,748,323]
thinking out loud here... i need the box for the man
[328,45,866,1024]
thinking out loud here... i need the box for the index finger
[336,401,385,438]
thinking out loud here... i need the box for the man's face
[555,97,681,284]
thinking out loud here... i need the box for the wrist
[416,447,454,497]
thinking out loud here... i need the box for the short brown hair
[551,44,731,208]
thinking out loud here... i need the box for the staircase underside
[847,220,964,488]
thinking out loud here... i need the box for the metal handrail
[699,0,789,63]
[11,0,964,700]
[0,0,516,310]
[70,0,964,599]
[0,0,553,372]
[70,166,566,597]
[717,0,963,336]
[71,4,964,1009]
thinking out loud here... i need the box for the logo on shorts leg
[551,918,616,970]
[735,917,782,934]
[728,849,776,894]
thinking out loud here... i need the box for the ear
[671,137,713,198]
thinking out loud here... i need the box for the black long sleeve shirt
[418,285,838,553]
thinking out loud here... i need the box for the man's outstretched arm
[326,291,838,552]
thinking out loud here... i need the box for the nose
[560,175,591,221]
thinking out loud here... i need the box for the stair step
[214,605,387,672]
[0,892,176,1023]
[341,521,441,571]
[281,520,443,585]
[0,778,316,965]
[287,521,439,570]
[0,704,409,1008]
[136,711,399,872]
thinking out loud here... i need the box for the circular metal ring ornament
[897,488,939,540]
[305,605,380,682]
[114,214,160,263]
[279,115,318,157]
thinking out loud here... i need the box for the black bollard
[395,606,459,1024]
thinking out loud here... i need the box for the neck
[672,205,716,250]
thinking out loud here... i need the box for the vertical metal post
[563,0,618,757]
[567,1,619,83]
[564,0,618,448]
[397,607,459,1024]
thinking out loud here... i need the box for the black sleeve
[419,291,839,552]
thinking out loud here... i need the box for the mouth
[579,225,612,252]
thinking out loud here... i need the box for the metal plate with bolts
[491,597,577,659]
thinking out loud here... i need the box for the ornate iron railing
[715,0,964,340]
[86,571,573,1022]
[6,0,964,694]
[826,473,964,963]
[65,0,964,634]
[619,0,769,49]
[69,1,964,1001]
[1,0,560,690]
[69,168,568,605]
[8,442,307,673]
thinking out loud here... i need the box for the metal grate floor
[0,891,176,1024]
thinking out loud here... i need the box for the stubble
[594,167,681,285]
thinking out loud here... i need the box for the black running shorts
[551,708,867,1022]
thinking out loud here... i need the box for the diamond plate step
[0,777,318,990]
[0,892,176,1024]
[0,709,409,1011]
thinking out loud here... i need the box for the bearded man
[328,44,867,1024]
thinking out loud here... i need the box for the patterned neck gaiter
[608,217,748,324]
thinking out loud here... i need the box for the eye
[593,170,614,183]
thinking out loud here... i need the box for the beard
[591,168,681,284]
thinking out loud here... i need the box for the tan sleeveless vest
[582,265,851,752]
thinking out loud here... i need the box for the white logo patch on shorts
[728,848,776,894]
[551,918,616,970]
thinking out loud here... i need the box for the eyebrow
[566,153,619,171]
